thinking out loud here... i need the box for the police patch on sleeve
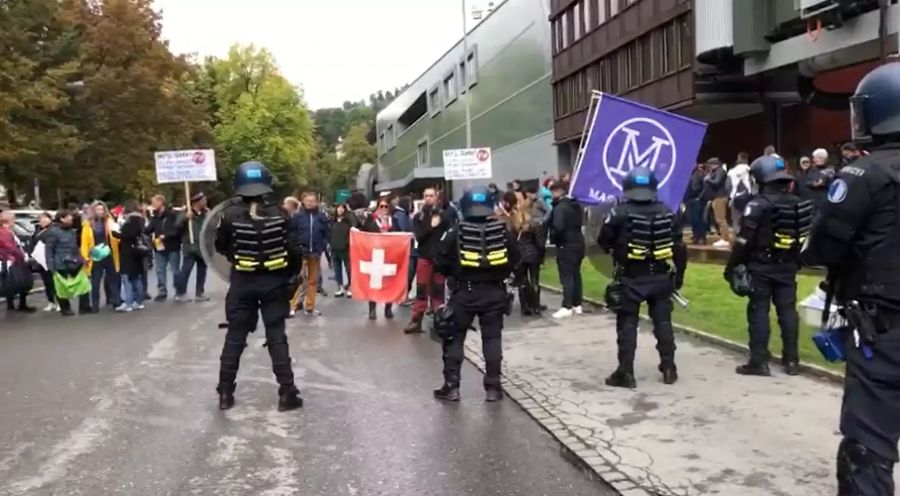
[828,179,849,204]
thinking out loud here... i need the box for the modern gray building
[368,0,559,197]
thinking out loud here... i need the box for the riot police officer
[724,155,813,377]
[597,167,686,389]
[803,63,900,496]
[214,161,303,411]
[433,185,514,402]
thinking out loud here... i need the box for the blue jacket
[391,207,412,233]
[292,209,330,255]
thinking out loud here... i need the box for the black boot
[605,369,637,389]
[217,383,236,410]
[782,359,800,376]
[659,360,678,385]
[485,388,504,402]
[368,302,377,320]
[433,384,460,401]
[278,390,303,411]
[736,362,771,377]
[384,304,394,320]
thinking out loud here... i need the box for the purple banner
[569,93,708,211]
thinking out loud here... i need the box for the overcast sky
[153,0,473,110]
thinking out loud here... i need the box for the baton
[672,291,690,310]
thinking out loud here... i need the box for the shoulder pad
[743,199,766,219]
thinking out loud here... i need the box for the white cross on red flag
[349,229,413,304]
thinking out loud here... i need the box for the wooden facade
[549,0,695,143]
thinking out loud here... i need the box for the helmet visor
[849,95,872,143]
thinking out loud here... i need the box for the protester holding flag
[361,199,398,320]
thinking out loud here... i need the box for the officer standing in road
[724,155,813,377]
[597,167,686,389]
[803,63,900,496]
[214,161,303,412]
[433,185,514,402]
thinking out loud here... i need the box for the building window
[386,124,396,150]
[573,2,583,41]
[459,61,467,91]
[378,132,386,155]
[609,0,620,18]
[443,69,457,106]
[597,0,607,25]
[584,0,593,31]
[666,21,678,75]
[561,10,570,49]
[640,34,653,83]
[428,85,441,117]
[679,16,692,69]
[465,49,478,88]
[417,137,429,167]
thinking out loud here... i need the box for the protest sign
[443,148,492,180]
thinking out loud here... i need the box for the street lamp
[461,0,472,150]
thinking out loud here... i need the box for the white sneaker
[574,305,584,315]
[713,239,731,249]
[289,309,296,318]
[43,303,58,312]
[334,289,345,297]
[134,304,145,311]
[115,304,131,313]
[346,290,352,298]
[552,307,574,319]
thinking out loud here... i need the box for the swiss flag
[350,229,413,304]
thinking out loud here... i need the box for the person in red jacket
[0,210,35,313]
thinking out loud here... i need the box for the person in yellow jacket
[80,201,123,313]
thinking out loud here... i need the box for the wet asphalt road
[0,280,616,496]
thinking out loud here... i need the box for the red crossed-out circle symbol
[476,149,490,162]
[192,151,206,165]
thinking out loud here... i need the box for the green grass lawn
[541,256,839,371]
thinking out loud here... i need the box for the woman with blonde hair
[509,191,542,316]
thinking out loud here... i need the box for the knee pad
[837,438,894,495]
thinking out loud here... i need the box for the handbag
[0,259,34,297]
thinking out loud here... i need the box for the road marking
[9,418,110,494]
[148,330,179,360]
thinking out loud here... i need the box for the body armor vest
[623,212,675,263]
[458,220,509,269]
[231,211,289,273]
[756,197,813,260]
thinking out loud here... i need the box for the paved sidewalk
[463,294,896,496]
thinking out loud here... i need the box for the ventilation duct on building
[695,0,739,68]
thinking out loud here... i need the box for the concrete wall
[375,0,555,193]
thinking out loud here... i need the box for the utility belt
[847,301,900,342]
[617,261,671,278]
[454,279,506,291]
[753,249,798,265]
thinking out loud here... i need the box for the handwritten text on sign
[443,148,492,180]
[154,149,217,184]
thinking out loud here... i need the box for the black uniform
[215,198,301,398]
[804,143,900,494]
[726,189,813,371]
[435,219,514,392]
[598,201,686,377]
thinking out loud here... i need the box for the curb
[462,340,654,496]
[540,284,844,385]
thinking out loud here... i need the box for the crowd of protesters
[683,142,862,247]
[0,193,210,317]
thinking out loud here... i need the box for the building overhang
[744,5,899,76]
[374,167,446,193]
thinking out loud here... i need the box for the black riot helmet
[750,155,792,185]
[849,62,900,143]
[622,166,659,202]
[233,161,274,197]
[459,185,495,220]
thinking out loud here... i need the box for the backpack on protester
[732,179,752,211]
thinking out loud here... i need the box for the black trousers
[615,274,676,372]
[746,267,799,365]
[837,326,900,495]
[556,244,584,309]
[515,261,540,313]
[218,272,297,395]
[442,282,507,390]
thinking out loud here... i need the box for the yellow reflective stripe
[461,260,479,267]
